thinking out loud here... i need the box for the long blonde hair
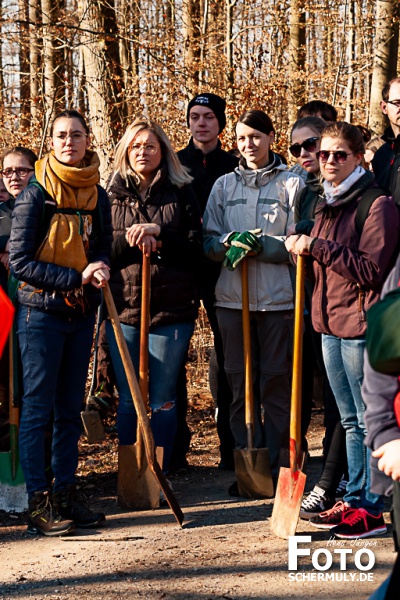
[112,116,192,187]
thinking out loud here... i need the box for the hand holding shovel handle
[103,283,183,526]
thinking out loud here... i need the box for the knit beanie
[187,93,227,134]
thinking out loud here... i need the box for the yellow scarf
[35,150,100,272]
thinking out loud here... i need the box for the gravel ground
[0,399,396,599]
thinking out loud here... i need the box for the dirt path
[0,400,396,599]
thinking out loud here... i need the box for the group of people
[0,83,399,562]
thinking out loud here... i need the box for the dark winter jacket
[107,168,202,328]
[364,254,400,496]
[178,138,239,297]
[0,198,15,290]
[9,182,112,315]
[178,138,239,214]
[294,173,323,235]
[309,171,399,338]
[371,126,400,205]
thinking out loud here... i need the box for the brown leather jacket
[309,172,399,338]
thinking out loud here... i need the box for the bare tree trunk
[288,0,306,125]
[182,0,200,94]
[29,0,41,124]
[41,0,56,123]
[345,0,354,123]
[18,0,30,129]
[369,0,399,134]
[79,0,116,181]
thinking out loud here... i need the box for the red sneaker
[331,508,387,539]
[309,501,351,530]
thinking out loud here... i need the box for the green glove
[223,229,262,271]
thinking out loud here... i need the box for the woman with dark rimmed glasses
[286,121,400,539]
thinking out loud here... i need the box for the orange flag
[0,286,14,358]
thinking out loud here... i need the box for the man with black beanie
[171,93,238,471]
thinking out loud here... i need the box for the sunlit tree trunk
[29,0,41,124]
[288,0,306,125]
[369,0,399,134]
[79,0,116,181]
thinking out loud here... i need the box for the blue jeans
[322,334,383,513]
[17,306,95,496]
[106,320,194,471]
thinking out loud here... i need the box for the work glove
[223,229,262,271]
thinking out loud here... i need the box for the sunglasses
[289,137,320,158]
[317,150,353,164]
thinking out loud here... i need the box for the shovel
[0,327,28,512]
[103,283,183,526]
[270,254,307,538]
[117,252,162,509]
[81,304,106,444]
[233,258,274,499]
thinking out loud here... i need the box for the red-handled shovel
[270,254,307,538]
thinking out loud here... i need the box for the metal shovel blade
[117,444,163,510]
[269,465,306,538]
[234,448,274,499]
[81,408,105,444]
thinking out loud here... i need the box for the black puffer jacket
[371,126,400,205]
[9,182,112,315]
[107,167,202,327]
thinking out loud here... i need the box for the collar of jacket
[306,171,323,193]
[187,137,222,160]
[382,126,400,148]
[315,170,375,214]
[108,163,170,201]
[236,152,286,188]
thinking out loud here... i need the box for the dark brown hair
[2,146,38,167]
[321,122,365,154]
[237,110,274,135]
[50,109,90,136]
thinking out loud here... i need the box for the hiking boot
[335,476,348,500]
[300,485,335,520]
[330,508,387,539]
[53,484,106,528]
[27,490,75,537]
[309,501,351,529]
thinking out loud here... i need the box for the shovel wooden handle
[103,283,183,526]
[137,252,151,468]
[241,259,254,450]
[290,255,305,473]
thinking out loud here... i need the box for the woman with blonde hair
[106,116,202,472]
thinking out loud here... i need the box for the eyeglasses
[129,143,159,155]
[289,137,320,158]
[1,168,34,179]
[53,133,87,143]
[386,99,400,108]
[317,150,353,164]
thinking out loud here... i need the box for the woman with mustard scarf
[9,110,112,536]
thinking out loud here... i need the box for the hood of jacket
[236,152,287,188]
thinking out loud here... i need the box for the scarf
[35,150,100,272]
[323,166,365,204]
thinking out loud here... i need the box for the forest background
[0,0,399,181]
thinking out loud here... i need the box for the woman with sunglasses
[286,121,399,538]
[9,110,112,536]
[289,118,349,521]
[106,116,202,474]
[204,109,304,489]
